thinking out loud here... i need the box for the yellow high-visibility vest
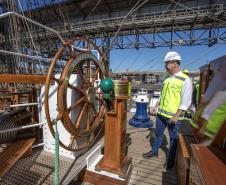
[205,101,226,138]
[190,94,226,138]
[158,71,189,118]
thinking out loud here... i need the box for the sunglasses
[165,61,174,65]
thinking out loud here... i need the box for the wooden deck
[0,113,177,185]
[126,113,177,185]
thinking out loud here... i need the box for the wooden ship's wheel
[44,37,108,151]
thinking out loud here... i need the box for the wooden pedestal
[85,96,132,184]
[83,170,130,185]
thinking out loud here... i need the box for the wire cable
[136,50,165,71]
[125,51,142,72]
[183,44,221,68]
[113,49,133,72]
[87,0,102,17]
[80,0,90,9]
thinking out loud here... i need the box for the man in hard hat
[143,51,193,170]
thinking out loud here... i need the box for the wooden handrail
[0,74,46,83]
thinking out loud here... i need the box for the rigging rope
[17,0,46,75]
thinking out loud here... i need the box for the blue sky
[110,44,226,73]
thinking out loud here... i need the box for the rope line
[54,120,60,185]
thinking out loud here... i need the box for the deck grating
[0,150,74,185]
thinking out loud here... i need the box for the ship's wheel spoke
[91,67,100,85]
[68,96,86,112]
[86,105,91,130]
[75,66,84,82]
[91,105,104,128]
[90,103,97,115]
[67,83,84,95]
[96,96,104,106]
[75,103,87,129]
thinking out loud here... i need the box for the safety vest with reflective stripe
[158,71,189,118]
[205,101,226,138]
[190,98,226,138]
[190,103,207,129]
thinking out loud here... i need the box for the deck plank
[126,113,177,185]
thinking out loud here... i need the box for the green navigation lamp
[99,78,114,101]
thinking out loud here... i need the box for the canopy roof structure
[21,0,226,49]
[0,0,225,75]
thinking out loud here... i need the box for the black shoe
[166,160,175,170]
[143,150,158,159]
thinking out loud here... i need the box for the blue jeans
[152,114,181,161]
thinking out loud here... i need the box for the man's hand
[169,115,179,124]
[169,109,183,124]
[149,106,157,116]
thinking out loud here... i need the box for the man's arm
[150,101,159,115]
[201,91,226,120]
[179,78,193,110]
[170,78,193,123]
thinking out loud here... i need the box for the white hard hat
[164,51,182,62]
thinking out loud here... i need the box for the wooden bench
[0,138,36,177]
